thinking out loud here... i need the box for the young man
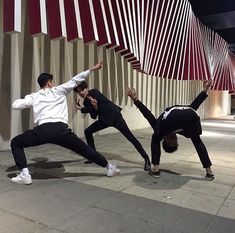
[73,81,151,171]
[125,80,214,180]
[10,62,120,185]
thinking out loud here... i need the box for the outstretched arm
[190,79,212,111]
[12,93,34,110]
[55,61,103,95]
[125,87,158,128]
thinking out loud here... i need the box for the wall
[0,1,230,150]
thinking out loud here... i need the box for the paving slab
[0,117,235,233]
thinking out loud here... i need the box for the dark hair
[162,140,178,153]
[73,81,88,93]
[37,73,53,88]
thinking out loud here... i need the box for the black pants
[11,122,108,170]
[190,135,212,168]
[84,114,149,160]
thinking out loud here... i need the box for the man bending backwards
[125,80,214,181]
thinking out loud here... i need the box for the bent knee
[10,137,18,148]
[84,128,92,136]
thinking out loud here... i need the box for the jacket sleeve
[81,105,98,119]
[189,91,208,111]
[81,107,90,114]
[134,100,158,129]
[82,95,98,119]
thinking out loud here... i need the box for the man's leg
[113,115,151,171]
[190,135,214,180]
[10,128,44,184]
[84,120,107,163]
[11,129,45,170]
[84,120,107,150]
[55,128,120,176]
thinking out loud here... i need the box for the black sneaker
[144,158,151,171]
[206,173,214,181]
[148,169,161,178]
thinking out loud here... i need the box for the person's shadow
[6,157,104,180]
[122,167,206,190]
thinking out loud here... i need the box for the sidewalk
[0,117,235,233]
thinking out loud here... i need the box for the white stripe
[100,0,111,43]
[165,1,187,78]
[142,0,150,70]
[150,0,167,75]
[158,0,182,78]
[140,0,144,67]
[108,0,119,46]
[170,0,188,79]
[126,0,136,56]
[14,0,21,32]
[59,0,67,37]
[116,0,127,48]
[121,0,133,53]
[132,0,139,60]
[40,0,47,34]
[89,0,99,41]
[137,0,143,62]
[144,0,155,72]
[177,3,190,80]
[74,0,83,39]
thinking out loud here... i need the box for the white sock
[106,162,114,169]
[21,168,29,176]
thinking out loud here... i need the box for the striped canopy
[3,0,235,90]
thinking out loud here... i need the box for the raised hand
[87,95,98,109]
[90,61,103,72]
[203,79,213,93]
[125,87,138,101]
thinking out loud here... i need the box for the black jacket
[134,91,208,164]
[81,89,122,126]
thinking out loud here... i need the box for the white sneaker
[11,173,32,185]
[106,164,120,177]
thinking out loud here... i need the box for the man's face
[164,133,178,147]
[77,88,89,98]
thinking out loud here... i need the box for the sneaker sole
[11,179,32,185]
[107,169,120,177]
[148,173,160,178]
[149,174,160,178]
[11,181,32,185]
[206,177,214,181]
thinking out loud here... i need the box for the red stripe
[46,0,62,39]
[93,0,109,47]
[64,0,79,41]
[3,0,14,32]
[116,0,132,54]
[111,0,127,52]
[103,0,117,49]
[28,0,42,35]
[78,0,95,44]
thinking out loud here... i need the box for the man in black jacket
[73,81,151,171]
[125,80,214,180]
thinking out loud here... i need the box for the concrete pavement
[0,116,235,233]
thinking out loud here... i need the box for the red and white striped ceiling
[3,0,235,90]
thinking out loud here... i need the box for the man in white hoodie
[10,62,120,185]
